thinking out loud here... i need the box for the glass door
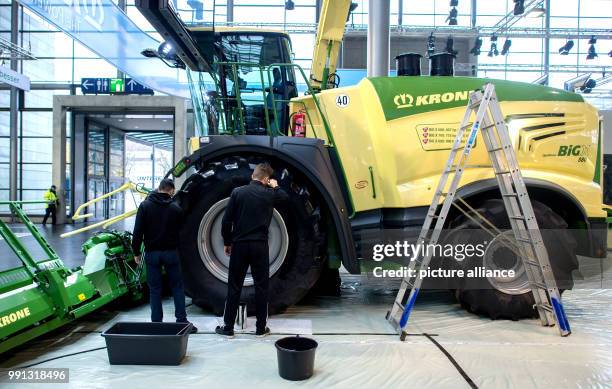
[108,129,125,218]
[87,122,107,220]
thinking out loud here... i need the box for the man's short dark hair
[159,178,175,192]
[253,163,274,180]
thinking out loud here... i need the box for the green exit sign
[110,79,124,93]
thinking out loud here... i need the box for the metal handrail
[61,182,150,238]
[0,201,49,205]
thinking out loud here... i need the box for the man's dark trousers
[42,204,56,225]
[223,241,269,331]
[145,249,187,322]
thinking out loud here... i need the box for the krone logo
[393,93,414,108]
[0,307,31,327]
[393,90,471,109]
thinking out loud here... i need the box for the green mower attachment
[0,201,145,354]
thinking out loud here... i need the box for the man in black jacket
[216,163,288,338]
[132,178,196,333]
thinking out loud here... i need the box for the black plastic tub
[395,52,422,76]
[275,335,318,381]
[101,322,192,365]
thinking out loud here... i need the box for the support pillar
[367,0,390,77]
[173,97,187,188]
[52,97,67,224]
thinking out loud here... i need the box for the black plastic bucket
[429,52,456,76]
[101,322,192,365]
[395,52,422,76]
[275,336,318,381]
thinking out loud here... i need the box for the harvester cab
[135,0,353,140]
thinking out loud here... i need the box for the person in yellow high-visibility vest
[42,185,58,225]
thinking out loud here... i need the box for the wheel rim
[197,198,289,285]
[483,231,530,295]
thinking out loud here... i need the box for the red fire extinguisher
[291,112,306,138]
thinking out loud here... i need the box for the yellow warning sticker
[416,122,473,151]
[77,293,86,301]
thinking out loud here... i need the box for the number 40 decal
[336,94,350,108]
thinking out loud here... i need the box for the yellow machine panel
[291,76,603,218]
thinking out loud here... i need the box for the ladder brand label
[0,307,31,327]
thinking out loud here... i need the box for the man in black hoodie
[132,178,196,332]
[215,163,288,338]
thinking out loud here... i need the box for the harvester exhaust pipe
[429,52,456,76]
[395,53,422,76]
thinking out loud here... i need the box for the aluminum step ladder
[386,83,571,340]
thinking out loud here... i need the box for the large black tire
[176,156,324,316]
[447,199,578,320]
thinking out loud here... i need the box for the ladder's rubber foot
[400,332,408,341]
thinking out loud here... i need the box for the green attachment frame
[0,201,145,354]
[0,201,61,279]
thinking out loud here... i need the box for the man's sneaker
[215,325,235,338]
[256,327,271,338]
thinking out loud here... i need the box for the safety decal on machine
[415,123,473,151]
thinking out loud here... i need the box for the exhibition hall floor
[2,268,611,388]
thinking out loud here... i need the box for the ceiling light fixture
[445,36,458,55]
[447,0,458,26]
[488,35,499,57]
[427,32,436,57]
[470,37,483,56]
[513,0,525,15]
[501,39,512,56]
[586,36,598,60]
[558,40,574,55]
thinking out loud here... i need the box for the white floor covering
[2,267,611,389]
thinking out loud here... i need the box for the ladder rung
[502,193,518,197]
[466,164,493,169]
[495,170,511,175]
[515,237,534,244]
[488,146,503,152]
[536,303,553,312]
[443,164,493,174]
[531,281,548,289]
[510,215,525,220]
[523,259,540,267]
[394,301,405,311]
